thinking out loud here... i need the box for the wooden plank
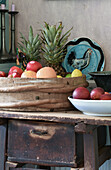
[0,119,7,170]
[83,127,99,170]
[0,111,111,126]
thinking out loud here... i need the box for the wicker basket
[0,75,88,111]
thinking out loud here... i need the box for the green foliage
[18,26,41,61]
[40,22,73,64]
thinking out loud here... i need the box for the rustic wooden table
[0,110,111,170]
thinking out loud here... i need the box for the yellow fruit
[21,71,37,78]
[71,69,82,77]
[57,75,62,78]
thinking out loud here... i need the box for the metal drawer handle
[31,129,48,136]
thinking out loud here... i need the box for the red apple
[90,87,104,100]
[72,87,90,99]
[100,94,111,100]
[0,71,6,77]
[26,61,42,72]
[8,72,21,78]
[8,66,23,76]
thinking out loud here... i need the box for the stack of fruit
[72,87,111,100]
[0,61,56,79]
[0,22,86,90]
[1,22,83,79]
[17,22,73,76]
[0,22,91,112]
[0,60,83,79]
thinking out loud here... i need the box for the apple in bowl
[90,87,105,100]
[100,94,111,100]
[72,87,90,99]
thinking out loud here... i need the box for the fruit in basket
[71,69,82,77]
[65,73,71,78]
[8,72,21,78]
[8,66,23,77]
[0,71,6,77]
[72,87,90,99]
[90,87,104,100]
[40,22,72,77]
[18,26,41,62]
[57,75,62,78]
[100,94,111,100]
[36,67,57,78]
[26,61,42,72]
[21,70,37,78]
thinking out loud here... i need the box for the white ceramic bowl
[68,96,111,116]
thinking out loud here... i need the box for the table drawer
[7,120,83,167]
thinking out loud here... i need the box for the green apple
[65,73,71,78]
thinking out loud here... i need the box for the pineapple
[18,26,41,68]
[40,22,72,77]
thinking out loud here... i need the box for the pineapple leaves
[59,27,73,45]
[29,26,33,45]
[32,34,39,46]
[18,26,41,61]
[40,22,72,64]
[18,22,72,65]
[18,42,27,54]
[49,25,56,41]
[19,32,27,47]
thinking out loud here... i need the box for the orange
[36,67,57,78]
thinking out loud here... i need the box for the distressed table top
[0,110,111,126]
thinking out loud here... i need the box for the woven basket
[0,75,88,111]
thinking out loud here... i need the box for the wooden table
[0,110,111,170]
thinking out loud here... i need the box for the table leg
[83,128,99,170]
[0,120,7,170]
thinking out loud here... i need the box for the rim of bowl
[89,71,111,76]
